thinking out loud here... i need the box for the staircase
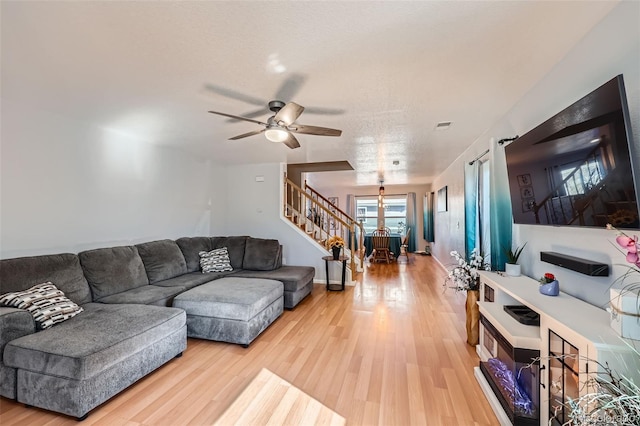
[283,175,364,281]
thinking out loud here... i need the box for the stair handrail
[284,177,364,280]
[305,182,352,221]
[305,181,365,271]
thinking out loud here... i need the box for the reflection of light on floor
[353,264,412,319]
[374,304,388,331]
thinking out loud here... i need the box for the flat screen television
[505,75,639,228]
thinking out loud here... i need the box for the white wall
[431,2,640,308]
[0,103,219,258]
[222,162,335,282]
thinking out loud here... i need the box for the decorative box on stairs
[609,288,640,340]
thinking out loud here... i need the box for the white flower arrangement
[445,248,491,291]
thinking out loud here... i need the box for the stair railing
[305,181,365,271]
[284,176,364,280]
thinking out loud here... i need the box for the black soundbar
[540,251,609,277]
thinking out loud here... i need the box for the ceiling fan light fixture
[265,128,289,143]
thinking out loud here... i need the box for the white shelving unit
[476,271,640,426]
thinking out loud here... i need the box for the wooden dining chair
[371,228,393,263]
[398,227,411,263]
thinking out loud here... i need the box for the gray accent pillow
[0,282,83,329]
[136,239,188,283]
[199,248,233,273]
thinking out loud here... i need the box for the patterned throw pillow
[0,282,84,330]
[199,247,233,273]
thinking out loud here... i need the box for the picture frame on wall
[522,198,536,212]
[517,174,532,186]
[328,197,339,209]
[520,186,534,199]
[437,186,448,212]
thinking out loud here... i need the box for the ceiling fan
[208,100,342,149]
[203,74,345,120]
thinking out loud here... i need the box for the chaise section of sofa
[232,266,314,310]
[236,237,314,309]
[0,252,187,419]
[4,303,186,418]
[0,253,92,400]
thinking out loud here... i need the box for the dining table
[363,233,402,258]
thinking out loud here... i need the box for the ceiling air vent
[435,121,452,130]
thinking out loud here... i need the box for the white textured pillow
[0,282,84,329]
[199,248,233,273]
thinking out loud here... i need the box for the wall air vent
[435,121,452,130]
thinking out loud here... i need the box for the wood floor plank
[0,255,498,425]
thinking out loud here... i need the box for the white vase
[505,263,521,277]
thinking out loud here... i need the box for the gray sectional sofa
[0,235,315,419]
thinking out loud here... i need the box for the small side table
[322,255,349,291]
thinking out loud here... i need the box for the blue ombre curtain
[465,161,480,258]
[489,140,512,271]
[406,192,417,251]
[423,192,434,242]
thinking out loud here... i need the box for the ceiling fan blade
[282,133,301,149]
[229,129,265,140]
[290,124,342,137]
[274,73,306,101]
[304,106,346,116]
[203,84,265,106]
[275,102,304,126]
[208,110,268,126]
[225,107,269,123]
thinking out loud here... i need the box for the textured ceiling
[1,1,617,187]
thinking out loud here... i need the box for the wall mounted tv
[505,75,639,228]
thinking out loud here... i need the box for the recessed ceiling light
[435,121,452,130]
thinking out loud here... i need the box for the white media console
[475,271,640,426]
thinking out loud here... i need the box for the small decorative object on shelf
[445,249,491,346]
[325,235,345,260]
[539,272,559,296]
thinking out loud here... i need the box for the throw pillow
[0,282,84,329]
[199,248,233,273]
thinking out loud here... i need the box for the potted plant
[325,235,345,260]
[503,243,526,277]
[539,272,560,296]
[444,249,491,346]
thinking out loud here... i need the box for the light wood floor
[0,255,498,425]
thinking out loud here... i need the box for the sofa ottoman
[172,277,283,347]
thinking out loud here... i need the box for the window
[383,196,407,234]
[560,161,604,196]
[356,195,407,234]
[356,198,378,234]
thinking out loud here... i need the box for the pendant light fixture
[378,180,385,208]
